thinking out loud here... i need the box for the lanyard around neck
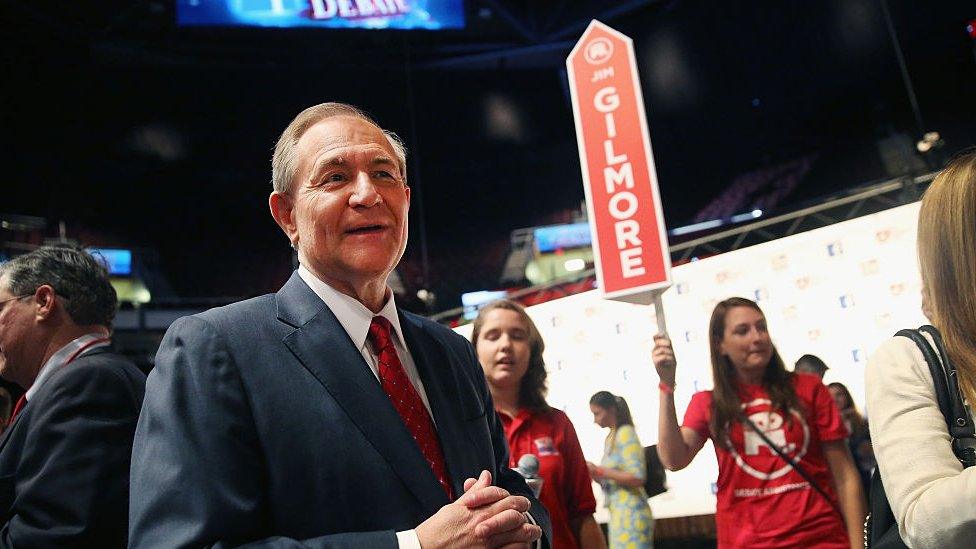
[59,336,111,369]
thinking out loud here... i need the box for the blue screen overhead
[178,0,465,30]
[533,223,593,254]
[461,290,508,320]
[88,248,133,276]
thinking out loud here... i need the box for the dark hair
[0,244,117,328]
[471,299,549,411]
[827,382,868,439]
[795,354,828,374]
[826,382,854,410]
[589,390,634,428]
[707,297,801,448]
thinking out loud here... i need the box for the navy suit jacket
[129,272,551,548]
[0,347,145,548]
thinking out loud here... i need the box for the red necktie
[9,395,26,425]
[368,316,454,500]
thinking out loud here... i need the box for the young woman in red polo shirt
[654,297,866,548]
[472,299,606,549]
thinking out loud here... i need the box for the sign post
[566,20,672,333]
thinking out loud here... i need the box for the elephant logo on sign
[743,412,795,455]
[584,37,613,65]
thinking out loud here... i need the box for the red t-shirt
[682,374,849,548]
[498,408,597,549]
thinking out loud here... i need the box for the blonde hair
[271,102,407,194]
[917,149,976,404]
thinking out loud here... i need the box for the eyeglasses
[0,295,30,312]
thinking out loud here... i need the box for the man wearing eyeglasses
[0,244,145,547]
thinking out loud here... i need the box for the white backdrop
[456,202,926,519]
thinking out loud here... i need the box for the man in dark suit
[0,245,146,547]
[129,102,551,548]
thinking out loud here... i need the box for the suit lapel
[276,272,448,513]
[398,313,476,497]
[0,409,21,454]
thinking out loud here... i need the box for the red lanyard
[60,336,111,369]
[8,336,111,425]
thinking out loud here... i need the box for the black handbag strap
[865,326,976,547]
[742,415,843,517]
[896,326,976,467]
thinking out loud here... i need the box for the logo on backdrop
[715,270,736,284]
[860,259,879,275]
[875,313,892,328]
[783,305,798,320]
[771,254,789,270]
[727,398,810,480]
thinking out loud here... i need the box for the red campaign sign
[566,20,671,304]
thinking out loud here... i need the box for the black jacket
[0,347,145,548]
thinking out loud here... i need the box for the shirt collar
[297,264,406,351]
[26,332,111,401]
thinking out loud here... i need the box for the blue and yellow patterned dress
[600,424,654,549]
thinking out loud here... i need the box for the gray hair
[271,102,408,194]
[0,244,118,328]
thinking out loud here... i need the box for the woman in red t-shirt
[472,299,606,549]
[653,297,866,549]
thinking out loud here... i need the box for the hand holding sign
[651,334,677,386]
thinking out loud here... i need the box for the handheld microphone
[516,454,543,497]
[517,454,540,478]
